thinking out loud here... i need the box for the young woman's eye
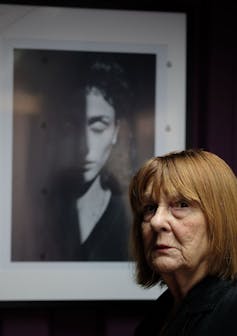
[142,204,157,222]
[90,121,108,132]
[88,116,111,133]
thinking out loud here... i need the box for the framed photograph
[0,4,186,300]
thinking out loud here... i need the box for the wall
[187,1,237,173]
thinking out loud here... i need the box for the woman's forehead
[143,176,185,200]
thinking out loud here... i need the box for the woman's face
[82,87,119,183]
[141,188,209,281]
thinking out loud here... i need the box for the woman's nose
[150,205,171,232]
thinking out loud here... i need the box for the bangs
[158,159,201,205]
[136,157,202,209]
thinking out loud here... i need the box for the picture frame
[0,4,186,301]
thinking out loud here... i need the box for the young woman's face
[141,188,209,281]
[81,88,119,183]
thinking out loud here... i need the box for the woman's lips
[157,244,171,249]
[82,161,95,171]
[152,245,172,254]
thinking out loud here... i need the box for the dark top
[50,193,130,261]
[79,194,130,261]
[134,276,237,335]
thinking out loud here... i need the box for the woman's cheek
[141,223,153,248]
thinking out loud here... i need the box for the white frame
[0,4,186,301]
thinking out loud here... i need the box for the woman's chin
[151,256,181,274]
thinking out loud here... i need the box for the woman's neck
[162,266,208,304]
[76,176,111,243]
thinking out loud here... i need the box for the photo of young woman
[11,49,156,261]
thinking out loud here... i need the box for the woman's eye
[174,201,189,208]
[90,121,107,132]
[142,204,157,221]
[88,116,111,133]
[171,200,190,216]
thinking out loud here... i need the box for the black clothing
[51,194,130,261]
[79,194,130,261]
[135,276,237,335]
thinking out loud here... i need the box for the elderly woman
[129,149,237,335]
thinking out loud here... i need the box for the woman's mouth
[157,244,171,250]
[152,244,172,255]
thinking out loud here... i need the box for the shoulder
[219,280,237,307]
[206,279,237,334]
[199,277,237,311]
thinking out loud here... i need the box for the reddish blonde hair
[129,149,237,287]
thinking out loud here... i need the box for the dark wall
[187,1,237,173]
[0,1,237,335]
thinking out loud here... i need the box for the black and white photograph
[0,5,186,300]
[11,49,156,262]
